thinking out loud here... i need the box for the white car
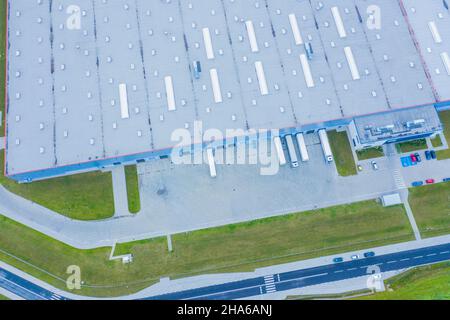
[371,161,379,171]
[351,254,359,260]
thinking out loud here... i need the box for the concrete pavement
[0,132,448,250]
[0,141,411,249]
[110,166,131,217]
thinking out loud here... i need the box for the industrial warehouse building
[4,0,450,182]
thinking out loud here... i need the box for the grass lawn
[0,199,413,297]
[125,165,140,214]
[0,0,6,136]
[408,181,450,238]
[430,134,443,148]
[356,147,385,161]
[0,294,9,300]
[0,151,115,221]
[328,130,357,176]
[437,110,450,160]
[357,262,450,300]
[395,139,428,154]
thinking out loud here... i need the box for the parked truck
[206,148,217,178]
[295,133,309,162]
[273,136,287,166]
[318,129,333,163]
[285,135,299,167]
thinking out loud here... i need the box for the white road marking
[392,169,406,189]
[264,275,277,294]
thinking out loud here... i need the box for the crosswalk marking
[393,169,406,189]
[264,275,277,294]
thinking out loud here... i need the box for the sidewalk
[400,190,422,241]
[110,166,131,217]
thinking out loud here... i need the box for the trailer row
[273,130,334,168]
[205,130,334,178]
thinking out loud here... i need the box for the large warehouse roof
[5,0,450,176]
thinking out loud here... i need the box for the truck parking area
[136,133,401,234]
[131,126,450,235]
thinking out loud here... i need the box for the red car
[410,154,417,162]
[426,179,435,184]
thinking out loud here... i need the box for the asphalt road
[148,243,450,300]
[0,269,67,300]
[1,243,449,300]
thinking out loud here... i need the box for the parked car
[357,164,363,172]
[371,161,379,171]
[412,181,424,187]
[410,153,417,162]
[364,251,375,258]
[430,150,437,159]
[351,254,359,260]
[426,179,435,184]
[333,257,344,263]
[425,150,432,160]
[414,153,422,162]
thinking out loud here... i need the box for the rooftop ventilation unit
[375,125,395,134]
[406,119,425,129]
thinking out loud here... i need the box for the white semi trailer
[285,135,299,167]
[295,133,309,162]
[273,136,287,166]
[206,148,217,178]
[318,129,333,163]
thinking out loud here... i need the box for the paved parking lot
[1,133,448,249]
[399,153,450,186]
[137,136,400,234]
